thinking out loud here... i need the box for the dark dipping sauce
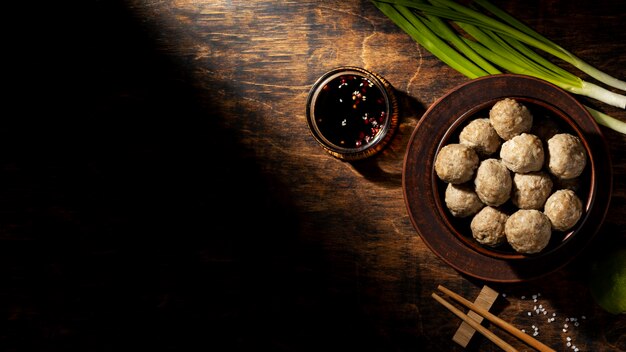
[314,74,387,148]
[306,67,398,161]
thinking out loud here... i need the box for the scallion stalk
[586,106,626,134]
[420,12,501,75]
[371,0,626,134]
[456,22,626,109]
[472,0,626,92]
[428,0,626,92]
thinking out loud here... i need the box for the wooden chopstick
[437,285,556,352]
[432,293,519,352]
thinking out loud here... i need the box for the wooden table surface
[2,0,625,351]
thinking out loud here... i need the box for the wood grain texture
[1,0,624,351]
[453,285,499,347]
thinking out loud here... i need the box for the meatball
[471,206,508,247]
[459,118,501,156]
[505,209,552,254]
[511,172,553,210]
[445,183,484,218]
[435,143,479,184]
[474,159,512,206]
[500,133,544,173]
[546,133,587,179]
[489,98,533,140]
[544,189,583,231]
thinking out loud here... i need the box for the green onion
[429,0,626,92]
[420,12,501,75]
[372,2,488,78]
[586,107,626,134]
[371,0,626,134]
[472,0,626,92]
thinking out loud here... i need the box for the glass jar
[306,66,399,161]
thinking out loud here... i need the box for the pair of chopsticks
[432,285,556,352]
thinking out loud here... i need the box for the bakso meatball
[445,183,485,218]
[511,172,553,209]
[489,98,533,140]
[435,143,479,184]
[500,133,544,173]
[544,189,583,231]
[459,118,501,156]
[505,209,552,254]
[546,133,587,180]
[474,159,512,207]
[471,206,508,247]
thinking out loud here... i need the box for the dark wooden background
[2,0,625,351]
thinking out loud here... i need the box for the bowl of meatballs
[402,74,612,282]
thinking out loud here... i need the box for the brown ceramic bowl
[402,74,612,282]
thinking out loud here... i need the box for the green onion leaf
[371,0,626,134]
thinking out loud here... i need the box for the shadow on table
[350,90,427,188]
[0,1,416,352]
